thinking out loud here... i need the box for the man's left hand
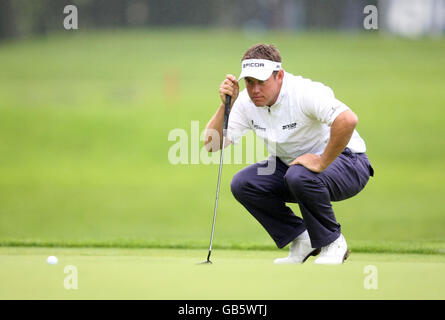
[290,153,328,173]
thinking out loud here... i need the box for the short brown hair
[242,44,282,62]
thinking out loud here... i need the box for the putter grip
[222,95,232,137]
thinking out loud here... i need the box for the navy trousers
[230,148,374,249]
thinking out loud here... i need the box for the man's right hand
[205,74,239,152]
[219,74,239,106]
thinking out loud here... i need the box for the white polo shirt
[227,71,366,165]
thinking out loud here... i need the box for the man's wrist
[319,153,335,170]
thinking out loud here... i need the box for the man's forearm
[320,110,358,169]
[204,103,225,152]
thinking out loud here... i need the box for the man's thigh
[317,149,372,201]
[231,156,292,199]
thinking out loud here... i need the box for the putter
[199,94,232,264]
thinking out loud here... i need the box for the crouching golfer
[204,44,374,265]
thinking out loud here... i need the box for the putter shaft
[207,134,226,261]
[204,95,231,264]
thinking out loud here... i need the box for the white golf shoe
[314,234,349,265]
[274,234,321,264]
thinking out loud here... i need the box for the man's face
[244,70,284,107]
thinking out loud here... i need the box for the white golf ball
[47,256,58,265]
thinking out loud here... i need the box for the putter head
[197,250,213,265]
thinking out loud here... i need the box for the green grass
[1,238,444,256]
[1,247,444,299]
[1,29,445,254]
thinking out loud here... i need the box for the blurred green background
[1,1,445,254]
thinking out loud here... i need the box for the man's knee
[284,165,321,195]
[230,171,248,200]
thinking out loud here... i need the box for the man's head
[239,44,284,107]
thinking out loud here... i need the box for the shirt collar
[268,70,287,108]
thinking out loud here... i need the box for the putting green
[0,247,444,299]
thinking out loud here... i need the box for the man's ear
[274,69,284,80]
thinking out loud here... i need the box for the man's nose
[252,83,261,94]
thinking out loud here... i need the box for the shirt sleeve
[226,98,251,145]
[300,82,350,126]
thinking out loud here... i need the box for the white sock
[296,230,310,240]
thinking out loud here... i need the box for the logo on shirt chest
[282,122,297,130]
[251,120,266,131]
